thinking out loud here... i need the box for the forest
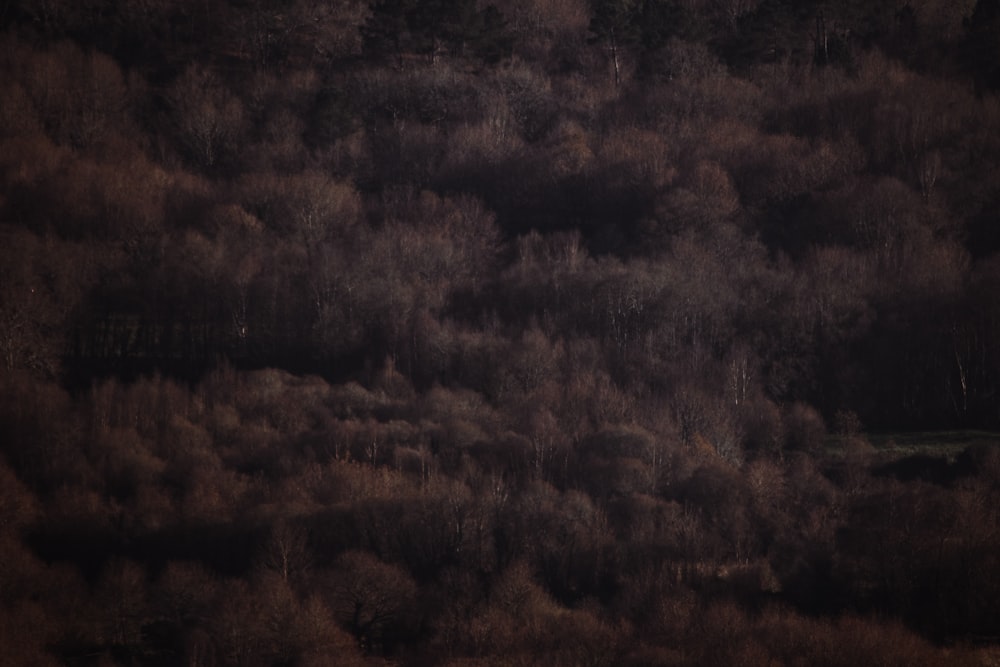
[1,0,1000,664]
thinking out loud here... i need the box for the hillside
[2,1,1000,664]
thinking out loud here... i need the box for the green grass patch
[825,431,1000,461]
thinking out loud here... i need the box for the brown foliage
[2,4,1000,664]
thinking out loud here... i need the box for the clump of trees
[2,0,1000,664]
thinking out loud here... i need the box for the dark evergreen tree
[362,0,415,66]
[965,0,1000,93]
[472,4,513,64]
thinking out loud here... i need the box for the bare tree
[260,520,313,584]
[325,550,417,653]
[167,66,246,169]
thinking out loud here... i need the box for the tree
[93,559,151,654]
[259,520,313,585]
[475,4,515,64]
[238,170,361,245]
[225,0,349,70]
[726,0,809,66]
[11,40,134,152]
[324,550,418,653]
[226,0,368,70]
[589,0,642,85]
[166,65,246,171]
[362,0,415,67]
[407,0,481,60]
[363,0,512,65]
[711,0,761,34]
[0,229,93,376]
[965,0,1000,93]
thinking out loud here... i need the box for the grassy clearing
[826,431,1000,461]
